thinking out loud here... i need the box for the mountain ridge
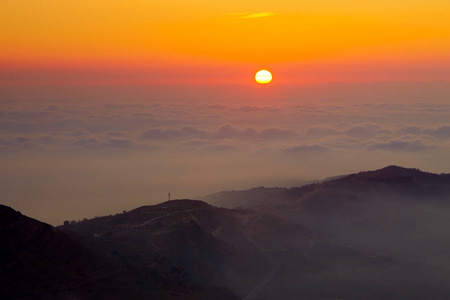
[3,165,450,300]
[199,165,450,209]
[0,203,240,300]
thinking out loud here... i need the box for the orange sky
[1,0,449,84]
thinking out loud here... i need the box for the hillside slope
[3,166,450,300]
[59,200,266,299]
[0,204,240,300]
[197,166,450,299]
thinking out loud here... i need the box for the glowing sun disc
[255,70,272,84]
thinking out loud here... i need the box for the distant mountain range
[2,166,450,300]
[199,165,450,209]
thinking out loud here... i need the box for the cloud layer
[1,100,450,157]
[1,97,450,225]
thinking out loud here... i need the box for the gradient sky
[1,0,450,84]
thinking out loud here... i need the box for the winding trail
[243,214,280,300]
[132,208,200,229]
[132,207,280,300]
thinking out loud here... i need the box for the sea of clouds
[1,83,449,224]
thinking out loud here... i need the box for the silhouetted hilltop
[200,165,450,210]
[0,204,108,299]
[292,165,450,212]
[0,204,240,300]
[131,199,213,213]
[327,165,449,190]
[59,199,264,299]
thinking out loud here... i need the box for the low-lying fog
[1,82,450,225]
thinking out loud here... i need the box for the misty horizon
[1,81,450,225]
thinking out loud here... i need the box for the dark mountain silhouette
[200,165,450,210]
[0,203,239,300]
[3,166,450,299]
[229,166,450,300]
[196,166,450,299]
[56,199,268,299]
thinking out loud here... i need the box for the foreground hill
[3,166,450,300]
[0,203,240,300]
[57,199,266,299]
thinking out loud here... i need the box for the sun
[255,70,272,84]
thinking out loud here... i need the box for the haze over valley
[2,166,450,299]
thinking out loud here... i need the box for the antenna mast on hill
[168,192,171,201]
